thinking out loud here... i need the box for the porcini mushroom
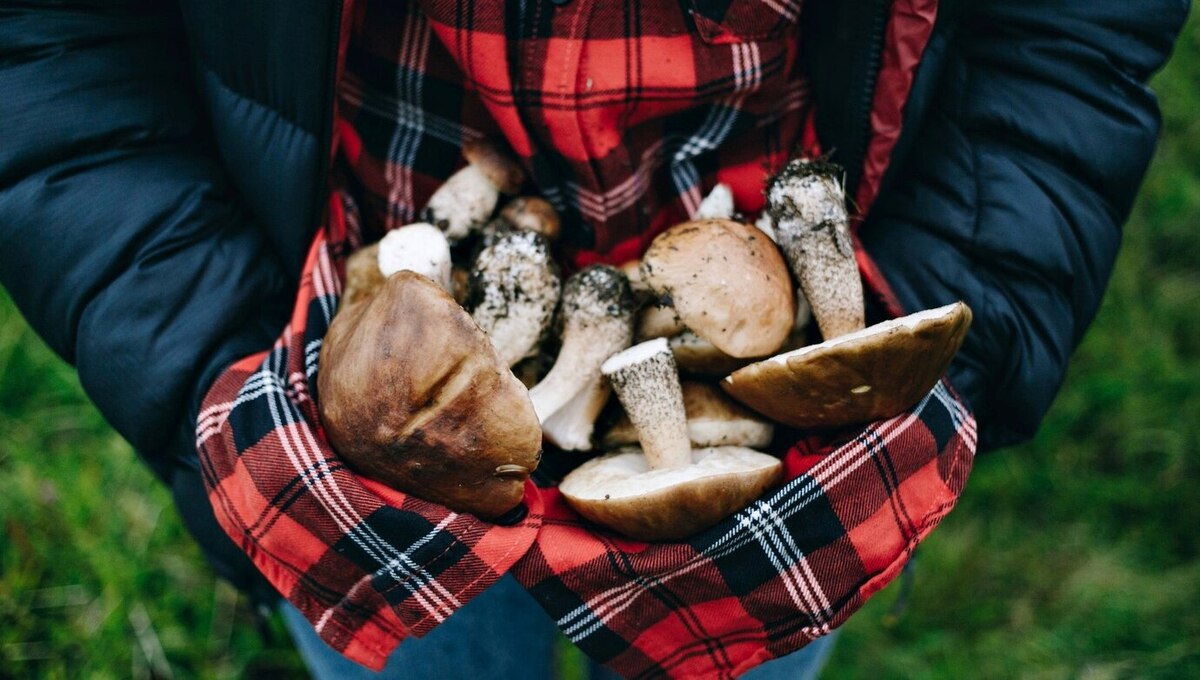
[500,196,561,242]
[424,139,525,242]
[766,158,863,340]
[602,381,774,450]
[377,222,453,293]
[468,229,561,367]
[722,302,973,428]
[559,339,782,541]
[694,182,735,220]
[342,242,385,308]
[639,218,794,358]
[528,266,635,451]
[318,271,542,520]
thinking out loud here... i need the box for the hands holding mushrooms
[320,141,972,540]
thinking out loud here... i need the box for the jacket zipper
[844,0,892,197]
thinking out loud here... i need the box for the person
[0,0,1188,677]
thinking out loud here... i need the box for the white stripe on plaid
[559,382,969,642]
[384,6,432,228]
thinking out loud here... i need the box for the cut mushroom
[468,230,561,367]
[424,139,526,242]
[640,219,794,358]
[559,339,783,542]
[722,302,973,428]
[602,381,774,450]
[766,159,863,340]
[377,223,453,293]
[528,266,635,451]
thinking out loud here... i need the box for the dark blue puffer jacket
[0,0,1188,592]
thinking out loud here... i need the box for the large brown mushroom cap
[722,302,972,428]
[640,219,794,358]
[318,271,542,520]
[559,447,782,542]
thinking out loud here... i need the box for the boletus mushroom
[639,219,794,359]
[318,271,542,520]
[424,139,525,242]
[467,229,561,368]
[722,302,973,428]
[528,266,635,451]
[559,339,782,542]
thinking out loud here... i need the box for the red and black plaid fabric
[198,0,968,676]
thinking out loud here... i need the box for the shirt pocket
[685,0,802,44]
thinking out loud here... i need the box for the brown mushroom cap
[640,219,794,358]
[559,447,782,542]
[342,243,385,309]
[722,302,973,428]
[500,197,561,242]
[668,330,755,377]
[603,382,774,450]
[462,138,526,194]
[318,271,542,520]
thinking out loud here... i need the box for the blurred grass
[3,10,1199,680]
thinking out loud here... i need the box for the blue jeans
[282,575,838,679]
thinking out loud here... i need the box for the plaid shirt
[198,1,970,677]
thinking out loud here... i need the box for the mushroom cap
[722,302,973,428]
[318,271,542,520]
[602,382,774,450]
[668,330,755,377]
[462,138,526,194]
[500,197,561,242]
[559,447,783,542]
[342,242,385,308]
[377,222,452,292]
[640,219,794,358]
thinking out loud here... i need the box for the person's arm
[0,1,292,475]
[860,0,1190,450]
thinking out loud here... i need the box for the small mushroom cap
[462,138,526,194]
[501,197,561,242]
[640,219,794,358]
[559,447,783,542]
[377,223,452,292]
[342,242,385,308]
[603,382,774,450]
[722,302,973,428]
[318,272,542,520]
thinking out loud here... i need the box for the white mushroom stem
[540,378,611,451]
[600,338,691,470]
[529,266,634,428]
[469,230,560,367]
[423,164,499,241]
[694,183,735,220]
[767,159,864,339]
[376,223,452,292]
[753,211,778,243]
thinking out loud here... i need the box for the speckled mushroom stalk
[424,139,526,242]
[468,229,561,367]
[766,159,864,340]
[600,338,692,470]
[528,266,634,450]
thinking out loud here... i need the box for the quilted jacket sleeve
[0,1,292,476]
[860,0,1190,450]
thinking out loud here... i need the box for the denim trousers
[282,575,838,679]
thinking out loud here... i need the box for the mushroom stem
[694,183,735,220]
[767,159,864,339]
[600,338,691,470]
[424,139,525,242]
[468,230,561,367]
[528,266,634,430]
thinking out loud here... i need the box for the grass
[2,10,1199,679]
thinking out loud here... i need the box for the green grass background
[2,11,1199,679]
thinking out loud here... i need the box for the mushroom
[722,302,973,428]
[318,271,542,520]
[377,222,453,292]
[559,339,782,542]
[602,381,774,450]
[694,182,735,220]
[765,158,863,340]
[528,266,634,451]
[424,139,526,242]
[667,331,755,377]
[500,197,561,242]
[639,218,794,358]
[634,302,685,341]
[342,242,385,308]
[467,229,561,367]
